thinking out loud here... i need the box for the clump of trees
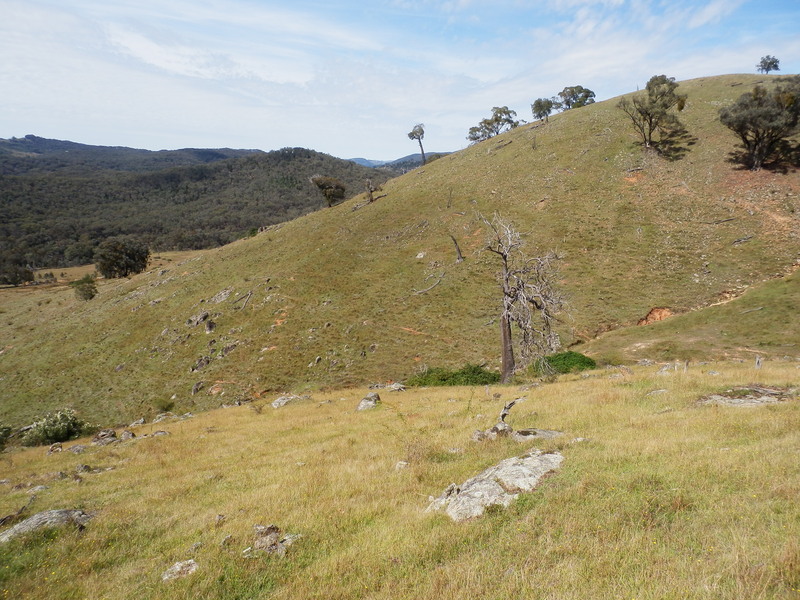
[407,124,426,165]
[94,238,150,278]
[557,85,595,109]
[617,74,687,151]
[0,254,34,286]
[757,55,780,75]
[719,77,800,170]
[482,213,565,383]
[467,107,520,143]
[309,175,347,207]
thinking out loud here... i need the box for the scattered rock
[191,356,212,372]
[221,534,233,547]
[75,464,92,474]
[426,451,564,522]
[248,524,302,557]
[152,412,176,424]
[357,392,381,411]
[68,445,87,454]
[205,320,216,334]
[191,382,205,396]
[386,382,406,392]
[189,542,203,553]
[511,428,563,443]
[92,429,117,446]
[707,370,720,376]
[151,430,170,437]
[129,417,146,427]
[208,289,232,304]
[0,509,93,544]
[395,461,409,471]
[120,430,136,441]
[161,559,198,582]
[47,442,62,455]
[186,312,210,327]
[28,485,48,494]
[637,359,655,366]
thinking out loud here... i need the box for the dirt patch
[638,307,673,326]
[699,385,797,407]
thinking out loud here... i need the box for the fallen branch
[412,272,445,295]
[232,291,253,310]
[740,306,764,314]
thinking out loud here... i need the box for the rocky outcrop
[357,392,381,411]
[426,451,564,522]
[243,524,301,557]
[0,509,93,544]
[161,559,198,582]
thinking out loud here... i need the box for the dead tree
[482,213,565,383]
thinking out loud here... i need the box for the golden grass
[1,361,798,599]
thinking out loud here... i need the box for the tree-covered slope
[0,74,798,427]
[0,144,395,266]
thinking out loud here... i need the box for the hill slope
[0,74,798,427]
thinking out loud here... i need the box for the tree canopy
[757,56,780,75]
[719,78,800,170]
[531,98,557,122]
[407,124,426,165]
[557,86,595,109]
[94,238,150,278]
[467,107,520,143]
[617,74,687,151]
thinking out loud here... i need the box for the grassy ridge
[0,363,798,599]
[0,74,798,427]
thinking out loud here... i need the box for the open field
[1,361,798,599]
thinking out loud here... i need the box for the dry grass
[1,361,798,599]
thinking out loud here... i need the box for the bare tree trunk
[417,139,426,165]
[500,312,515,384]
[448,234,464,263]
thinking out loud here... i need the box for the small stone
[75,464,92,473]
[152,430,170,437]
[395,461,409,471]
[220,535,233,547]
[92,429,117,446]
[68,445,87,454]
[28,485,48,494]
[120,430,136,441]
[161,559,198,582]
[129,417,146,427]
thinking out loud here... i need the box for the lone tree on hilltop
[558,85,595,110]
[94,238,150,279]
[757,55,780,74]
[617,74,687,151]
[407,124,427,165]
[482,213,565,383]
[531,97,558,122]
[467,106,520,143]
[719,77,800,170]
[309,175,346,207]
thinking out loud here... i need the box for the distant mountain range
[348,152,452,170]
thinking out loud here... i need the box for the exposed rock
[637,359,655,366]
[208,289,232,304]
[205,320,216,334]
[161,559,198,582]
[68,445,87,454]
[699,385,796,407]
[395,461,409,471]
[129,417,146,427]
[191,382,205,395]
[92,429,117,446]
[0,509,93,544]
[76,464,92,473]
[426,451,564,522]
[28,485,48,494]
[190,356,212,372]
[186,312,210,327]
[272,395,300,409]
[47,442,62,454]
[387,383,406,392]
[120,430,136,441]
[248,524,302,557]
[511,428,563,443]
[638,307,673,326]
[151,430,170,437]
[152,412,176,424]
[357,392,381,411]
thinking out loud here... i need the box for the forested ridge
[0,137,395,269]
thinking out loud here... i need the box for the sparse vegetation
[19,409,92,447]
[617,74,687,151]
[69,274,97,301]
[467,106,519,142]
[405,364,500,386]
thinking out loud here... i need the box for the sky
[1,0,799,160]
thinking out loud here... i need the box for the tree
[407,124,426,165]
[558,85,595,109]
[94,238,150,278]
[719,78,800,170]
[482,213,565,383]
[617,74,687,150]
[757,55,780,74]
[467,106,520,143]
[309,175,346,207]
[531,97,557,122]
[0,253,34,286]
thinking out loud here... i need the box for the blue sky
[1,0,799,160]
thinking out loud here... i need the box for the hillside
[0,74,798,427]
[0,143,395,267]
[0,364,798,599]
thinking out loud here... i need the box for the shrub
[70,274,97,301]
[532,351,596,376]
[0,424,11,451]
[406,364,500,387]
[20,409,92,447]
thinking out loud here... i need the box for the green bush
[20,409,92,447]
[0,424,11,451]
[532,351,596,376]
[406,364,500,387]
[70,274,97,301]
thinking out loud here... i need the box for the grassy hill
[0,74,798,428]
[0,363,798,599]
